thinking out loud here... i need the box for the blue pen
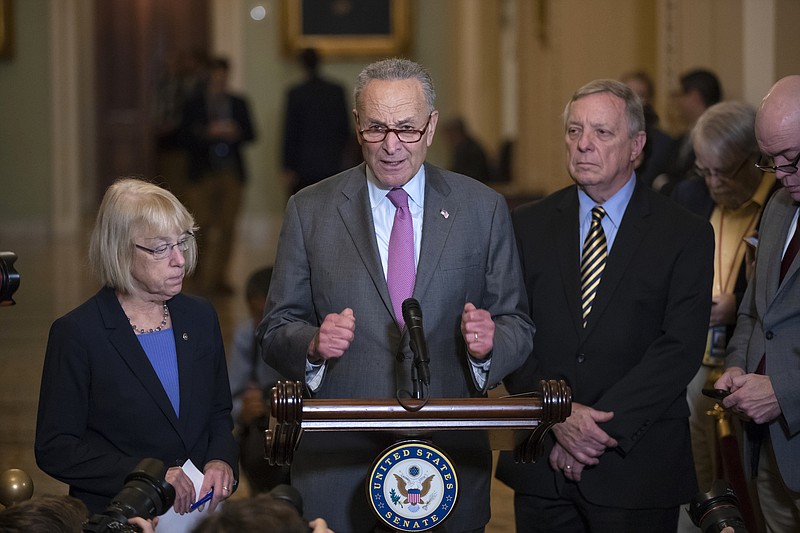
[189,489,214,512]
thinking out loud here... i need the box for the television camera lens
[83,458,175,533]
[687,479,748,533]
[0,251,20,306]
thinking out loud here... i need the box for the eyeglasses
[357,114,433,143]
[694,153,752,180]
[754,151,800,174]
[135,233,193,260]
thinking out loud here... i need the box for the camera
[0,251,20,306]
[83,459,175,532]
[268,484,316,532]
[687,479,748,533]
[268,484,304,517]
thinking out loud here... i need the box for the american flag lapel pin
[440,209,449,219]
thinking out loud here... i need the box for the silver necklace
[129,303,169,334]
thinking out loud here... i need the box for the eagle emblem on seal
[368,441,459,531]
[393,473,435,505]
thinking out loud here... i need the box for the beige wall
[512,0,656,195]
[0,0,52,234]
[775,0,800,79]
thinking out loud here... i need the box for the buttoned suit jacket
[726,187,800,492]
[496,180,714,509]
[35,287,238,514]
[260,162,534,532]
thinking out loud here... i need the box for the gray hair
[353,58,436,113]
[89,178,197,293]
[691,101,757,164]
[564,79,645,138]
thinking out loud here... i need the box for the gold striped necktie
[581,206,607,327]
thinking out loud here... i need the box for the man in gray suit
[259,58,534,532]
[714,75,800,531]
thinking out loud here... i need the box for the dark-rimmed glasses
[135,233,194,260]
[694,153,753,181]
[357,114,433,143]
[755,151,800,174]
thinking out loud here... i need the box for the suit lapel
[554,191,584,336]
[583,182,650,336]
[98,289,183,436]
[337,166,396,321]
[171,297,196,447]
[413,165,455,300]
[767,200,798,303]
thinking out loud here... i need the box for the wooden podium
[264,379,572,466]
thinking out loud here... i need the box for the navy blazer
[497,180,714,509]
[35,287,238,513]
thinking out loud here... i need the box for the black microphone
[402,298,430,387]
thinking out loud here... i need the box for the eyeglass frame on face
[754,151,800,174]
[694,152,754,181]
[356,113,433,144]
[134,232,194,260]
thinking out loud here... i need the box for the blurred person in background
[0,494,157,533]
[191,492,334,533]
[442,116,493,183]
[228,265,290,493]
[656,68,722,195]
[620,70,675,189]
[179,57,256,296]
[282,48,351,195]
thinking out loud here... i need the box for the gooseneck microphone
[402,298,430,393]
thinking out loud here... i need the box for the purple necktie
[387,188,415,328]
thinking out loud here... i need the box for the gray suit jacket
[259,162,534,532]
[726,187,800,491]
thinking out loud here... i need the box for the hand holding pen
[198,459,235,513]
[190,489,214,512]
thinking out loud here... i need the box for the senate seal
[367,440,458,532]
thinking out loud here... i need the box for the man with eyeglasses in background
[714,76,800,532]
[671,102,778,533]
[258,58,534,532]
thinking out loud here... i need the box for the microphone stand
[411,364,422,399]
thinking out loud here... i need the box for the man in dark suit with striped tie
[496,79,714,533]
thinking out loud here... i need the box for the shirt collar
[577,173,636,228]
[366,165,426,210]
[743,172,777,210]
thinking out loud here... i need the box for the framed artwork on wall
[0,0,14,60]
[281,0,411,58]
